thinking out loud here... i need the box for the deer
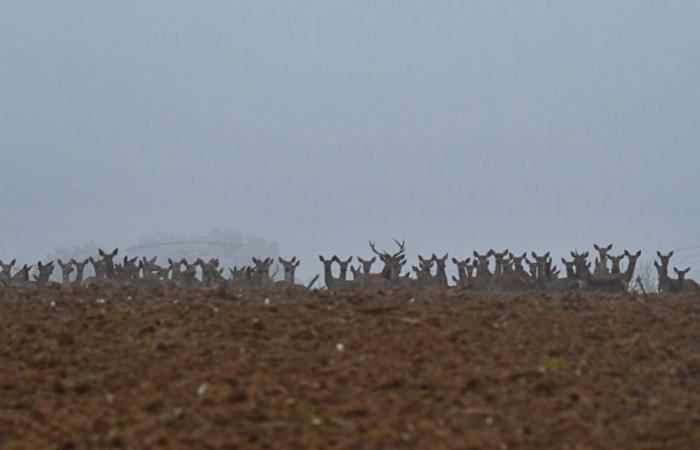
[178,259,200,288]
[251,257,276,288]
[277,257,301,288]
[356,256,390,291]
[0,259,16,282]
[333,256,353,282]
[89,257,106,280]
[98,248,119,279]
[608,253,626,275]
[655,251,674,293]
[33,261,55,286]
[116,256,139,282]
[561,258,576,279]
[318,256,355,291]
[593,244,613,274]
[671,267,700,294]
[526,252,578,292]
[140,256,161,279]
[487,250,530,292]
[70,258,90,284]
[369,240,407,280]
[451,257,472,288]
[490,249,509,276]
[509,252,527,274]
[167,258,185,282]
[57,259,75,287]
[197,258,223,287]
[575,250,626,293]
[466,251,494,291]
[622,250,641,285]
[431,253,449,289]
[9,264,33,287]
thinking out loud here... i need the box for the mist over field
[1,2,699,278]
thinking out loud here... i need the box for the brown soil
[1,287,699,449]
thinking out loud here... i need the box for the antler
[369,241,389,258]
[391,239,406,257]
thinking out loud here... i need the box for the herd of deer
[0,242,698,294]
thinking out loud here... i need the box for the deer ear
[594,244,600,251]
[674,267,680,275]
[544,252,550,259]
[635,251,641,257]
[531,252,537,259]
[318,255,324,262]
[452,257,458,264]
[11,259,16,265]
[669,251,674,257]
[99,249,105,256]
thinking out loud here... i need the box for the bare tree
[631,260,657,293]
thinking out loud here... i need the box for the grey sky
[1,2,699,274]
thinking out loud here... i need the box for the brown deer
[593,244,613,274]
[197,258,223,287]
[575,250,626,293]
[561,258,576,279]
[490,249,509,275]
[276,257,317,291]
[10,264,33,287]
[57,259,74,287]
[369,240,407,281]
[509,252,527,274]
[89,257,106,280]
[71,258,90,284]
[671,267,700,294]
[98,248,119,279]
[251,257,276,288]
[451,257,472,288]
[469,251,494,290]
[655,251,674,293]
[33,261,55,286]
[333,256,353,282]
[608,253,626,274]
[620,250,641,285]
[179,259,200,287]
[116,256,139,282]
[0,259,16,281]
[356,256,390,291]
[431,253,449,289]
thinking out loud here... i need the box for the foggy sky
[2,2,699,275]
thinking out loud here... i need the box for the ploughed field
[1,287,700,449]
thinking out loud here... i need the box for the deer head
[656,251,674,269]
[0,259,16,277]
